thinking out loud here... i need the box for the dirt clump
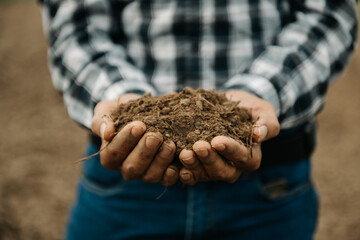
[111,87,254,158]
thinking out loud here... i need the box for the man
[40,0,357,239]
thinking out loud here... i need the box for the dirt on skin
[111,87,254,159]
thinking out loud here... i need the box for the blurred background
[0,1,359,239]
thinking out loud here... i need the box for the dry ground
[0,1,359,239]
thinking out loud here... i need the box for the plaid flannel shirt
[40,0,357,129]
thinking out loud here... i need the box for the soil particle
[111,87,255,158]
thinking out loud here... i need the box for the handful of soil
[110,87,255,157]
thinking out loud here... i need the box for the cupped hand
[225,89,280,143]
[91,94,179,186]
[179,89,280,185]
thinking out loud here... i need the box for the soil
[111,88,254,157]
[0,1,359,240]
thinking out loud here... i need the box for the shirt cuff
[223,74,281,117]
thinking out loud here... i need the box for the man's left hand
[178,89,280,185]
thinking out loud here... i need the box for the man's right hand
[91,94,179,186]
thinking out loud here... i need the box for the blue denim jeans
[65,142,318,240]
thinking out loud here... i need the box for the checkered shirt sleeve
[223,1,358,128]
[40,0,357,129]
[41,0,158,128]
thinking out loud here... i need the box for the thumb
[252,113,280,143]
[91,94,142,142]
[253,125,268,143]
[91,100,117,142]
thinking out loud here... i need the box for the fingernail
[194,148,209,158]
[254,126,268,141]
[100,123,106,139]
[212,143,226,151]
[160,143,173,157]
[166,167,176,177]
[146,135,161,148]
[131,126,145,137]
[182,156,195,165]
[181,172,191,181]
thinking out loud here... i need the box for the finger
[91,100,118,141]
[250,143,262,171]
[100,121,146,170]
[179,149,199,169]
[179,168,197,186]
[179,149,209,184]
[161,166,179,186]
[211,136,261,172]
[121,132,163,181]
[142,141,176,183]
[193,141,241,183]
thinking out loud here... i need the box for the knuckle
[240,148,251,161]
[239,146,250,162]
[226,176,237,183]
[107,144,126,159]
[212,167,229,181]
[122,164,141,181]
[231,149,249,164]
[225,172,240,183]
[248,159,261,171]
[142,174,160,183]
[219,170,230,181]
[100,157,117,170]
